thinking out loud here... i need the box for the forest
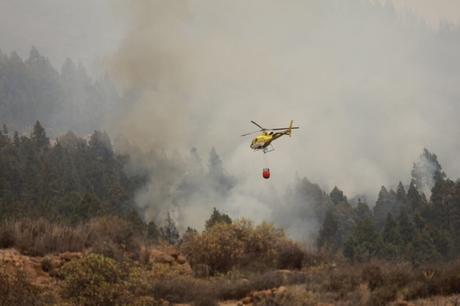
[1,49,460,305]
[0,47,121,135]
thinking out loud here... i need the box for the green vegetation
[0,121,144,224]
[317,149,460,266]
[0,267,44,306]
[181,218,296,273]
[1,103,460,304]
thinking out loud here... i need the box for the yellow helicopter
[241,120,299,153]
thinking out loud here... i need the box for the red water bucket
[262,168,270,179]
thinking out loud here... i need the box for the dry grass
[3,217,460,305]
[0,216,143,258]
[1,218,88,256]
[0,266,44,306]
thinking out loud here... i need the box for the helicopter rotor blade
[241,130,260,137]
[251,121,265,130]
[269,127,300,131]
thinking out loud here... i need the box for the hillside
[2,123,460,304]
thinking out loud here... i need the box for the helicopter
[241,120,299,153]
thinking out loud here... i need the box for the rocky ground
[2,248,460,305]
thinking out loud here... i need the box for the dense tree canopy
[0,122,144,224]
[317,148,460,264]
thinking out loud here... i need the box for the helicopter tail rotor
[288,120,293,137]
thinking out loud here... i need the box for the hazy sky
[382,0,460,26]
[0,0,125,73]
[1,0,459,70]
[2,1,460,236]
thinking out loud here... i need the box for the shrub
[181,222,246,273]
[130,296,158,306]
[41,256,54,273]
[59,253,132,306]
[361,264,383,290]
[367,285,398,306]
[181,219,289,273]
[217,271,307,301]
[0,267,44,306]
[151,276,216,303]
[6,218,87,256]
[0,220,15,248]
[90,239,125,260]
[277,240,305,270]
[86,215,142,260]
[244,222,285,269]
[404,260,460,300]
[322,266,361,299]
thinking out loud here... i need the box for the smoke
[411,149,445,198]
[413,156,437,197]
[107,0,460,240]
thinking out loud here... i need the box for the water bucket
[262,168,270,179]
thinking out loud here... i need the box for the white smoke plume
[106,0,460,240]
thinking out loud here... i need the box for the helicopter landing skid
[263,145,275,154]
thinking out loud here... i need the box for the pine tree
[344,217,381,262]
[429,226,453,259]
[89,130,113,159]
[76,192,103,221]
[31,120,49,148]
[185,226,198,235]
[330,186,347,205]
[430,178,455,230]
[396,182,407,205]
[147,221,160,243]
[317,209,339,252]
[126,209,145,235]
[407,180,424,211]
[160,213,180,245]
[208,148,235,195]
[410,229,442,266]
[411,148,446,195]
[205,207,232,229]
[452,182,460,254]
[374,186,399,229]
[353,199,372,222]
[208,148,223,175]
[398,210,415,245]
[381,213,402,259]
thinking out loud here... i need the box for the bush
[277,240,305,270]
[0,216,144,258]
[181,219,289,274]
[218,271,306,301]
[404,260,460,300]
[3,218,87,256]
[86,215,142,260]
[59,253,132,306]
[181,222,246,273]
[0,220,15,248]
[244,222,285,268]
[40,257,54,273]
[322,266,361,299]
[361,264,383,290]
[0,267,44,306]
[151,276,216,303]
[367,285,398,306]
